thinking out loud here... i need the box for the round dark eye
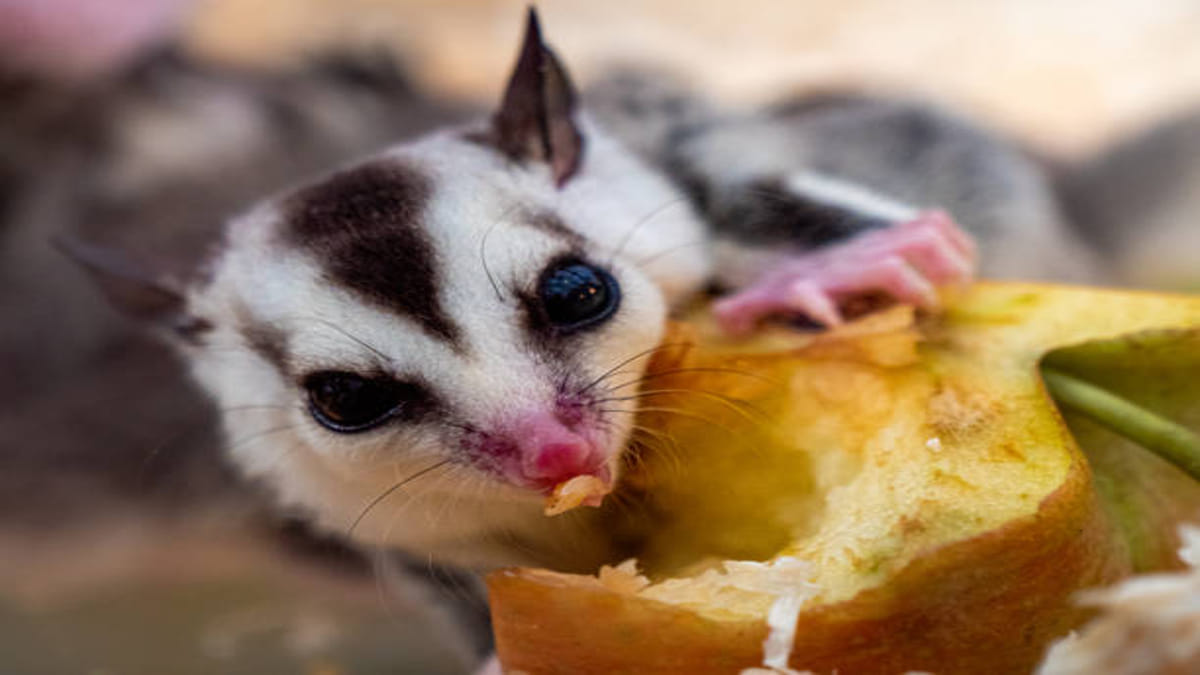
[305,372,418,433]
[538,261,620,332]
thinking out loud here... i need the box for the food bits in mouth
[544,475,610,516]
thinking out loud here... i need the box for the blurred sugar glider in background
[1058,110,1200,291]
[49,8,1108,574]
[0,2,490,662]
[0,0,472,522]
[588,75,1102,290]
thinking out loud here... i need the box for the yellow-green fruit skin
[492,462,1124,674]
[489,283,1200,675]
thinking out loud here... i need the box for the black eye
[538,260,620,332]
[304,372,427,433]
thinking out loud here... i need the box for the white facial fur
[183,116,710,569]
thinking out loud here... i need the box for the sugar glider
[65,9,1094,571]
[1057,109,1200,290]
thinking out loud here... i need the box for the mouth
[524,449,613,489]
[466,407,624,509]
[494,449,617,514]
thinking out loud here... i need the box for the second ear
[490,8,585,187]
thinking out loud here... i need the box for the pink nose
[527,441,591,482]
[508,411,603,489]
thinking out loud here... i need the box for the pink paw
[713,210,977,336]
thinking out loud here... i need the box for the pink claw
[924,209,978,262]
[786,279,843,327]
[713,210,977,336]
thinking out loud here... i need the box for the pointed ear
[491,8,584,187]
[54,234,210,340]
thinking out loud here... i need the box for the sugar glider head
[71,10,709,565]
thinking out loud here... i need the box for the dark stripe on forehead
[283,161,462,346]
[244,320,291,377]
[517,210,584,245]
[234,302,291,377]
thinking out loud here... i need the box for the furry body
[162,15,1091,571]
[7,15,1101,572]
[1058,110,1200,290]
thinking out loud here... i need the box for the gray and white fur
[4,9,1120,582]
[61,10,1104,573]
[589,78,1099,288]
[0,47,470,522]
[1058,110,1200,290]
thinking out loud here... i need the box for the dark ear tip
[494,4,584,188]
[521,5,544,53]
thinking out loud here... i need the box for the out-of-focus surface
[0,518,476,675]
[189,0,1200,156]
[3,1,1200,673]
[0,0,193,77]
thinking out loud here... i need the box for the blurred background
[186,0,1200,156]
[2,1,1200,673]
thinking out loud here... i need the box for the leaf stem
[1042,368,1200,481]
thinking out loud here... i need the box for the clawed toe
[713,279,843,336]
[712,210,978,337]
[842,256,937,309]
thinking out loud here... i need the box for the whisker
[442,420,477,434]
[606,366,780,393]
[607,196,689,266]
[223,424,301,455]
[375,460,448,537]
[370,462,453,536]
[421,539,485,610]
[198,313,395,369]
[636,239,711,267]
[601,406,747,437]
[476,200,524,304]
[303,316,394,367]
[138,400,309,489]
[369,548,417,632]
[348,459,453,537]
[626,424,685,479]
[479,212,512,303]
[597,388,772,424]
[427,464,478,536]
[217,403,301,415]
[577,341,692,396]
